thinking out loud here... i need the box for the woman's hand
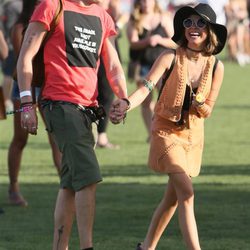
[148,34,162,47]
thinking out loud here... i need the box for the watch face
[195,93,205,103]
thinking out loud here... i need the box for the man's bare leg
[53,188,75,250]
[75,183,97,250]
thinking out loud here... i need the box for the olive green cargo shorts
[42,102,102,191]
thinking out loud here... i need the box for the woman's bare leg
[141,178,178,250]
[170,173,201,250]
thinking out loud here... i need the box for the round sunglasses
[183,18,207,29]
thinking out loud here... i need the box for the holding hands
[110,98,130,124]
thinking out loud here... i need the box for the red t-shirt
[31,0,117,106]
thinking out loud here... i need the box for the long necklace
[186,56,214,109]
[174,48,213,110]
[187,59,205,97]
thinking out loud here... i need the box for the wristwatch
[195,93,205,106]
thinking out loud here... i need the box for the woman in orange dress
[111,3,227,250]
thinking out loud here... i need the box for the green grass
[1,36,250,249]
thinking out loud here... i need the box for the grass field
[0,34,250,249]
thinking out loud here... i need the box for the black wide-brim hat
[172,3,227,54]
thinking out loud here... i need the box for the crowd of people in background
[125,0,250,67]
[0,0,22,112]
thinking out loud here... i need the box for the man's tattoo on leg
[56,225,64,250]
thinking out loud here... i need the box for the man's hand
[21,105,38,135]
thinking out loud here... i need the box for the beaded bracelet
[121,98,131,110]
[143,79,154,92]
[20,101,33,107]
[121,98,131,124]
[22,105,33,112]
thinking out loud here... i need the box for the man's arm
[17,21,47,103]
[101,35,128,99]
[17,21,47,134]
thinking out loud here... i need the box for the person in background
[0,0,22,112]
[0,12,9,215]
[127,0,176,141]
[96,0,123,149]
[16,0,128,249]
[226,0,250,66]
[198,0,229,25]
[7,0,61,207]
[111,3,227,250]
[0,18,8,60]
[167,0,198,17]
[247,0,250,17]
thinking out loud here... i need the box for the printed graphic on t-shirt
[64,11,102,68]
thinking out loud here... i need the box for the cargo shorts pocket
[42,105,53,133]
[42,104,67,151]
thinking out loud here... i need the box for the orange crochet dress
[148,48,216,177]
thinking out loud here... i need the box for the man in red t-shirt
[16,0,128,249]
